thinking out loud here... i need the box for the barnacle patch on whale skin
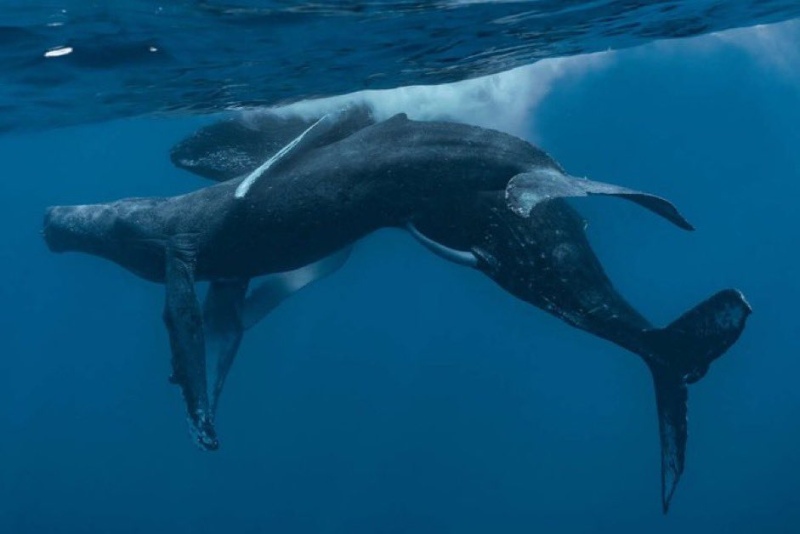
[504,168,694,231]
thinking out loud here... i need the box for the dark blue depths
[1,33,799,534]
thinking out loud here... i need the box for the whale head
[44,197,169,281]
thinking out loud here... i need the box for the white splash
[712,19,800,79]
[237,18,798,142]
[248,52,612,139]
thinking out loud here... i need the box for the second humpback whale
[44,108,750,513]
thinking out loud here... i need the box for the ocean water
[1,4,799,534]
[4,1,800,132]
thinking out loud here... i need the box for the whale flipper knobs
[505,168,694,231]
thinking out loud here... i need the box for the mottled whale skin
[47,114,553,282]
[45,111,750,514]
[45,113,562,453]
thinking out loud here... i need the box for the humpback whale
[44,108,750,513]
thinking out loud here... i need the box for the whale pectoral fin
[163,235,217,451]
[241,246,353,330]
[234,105,370,198]
[202,251,352,422]
[406,222,478,268]
[505,169,694,231]
[203,278,249,416]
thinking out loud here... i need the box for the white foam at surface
[245,52,612,139]
[237,19,798,142]
[712,19,800,79]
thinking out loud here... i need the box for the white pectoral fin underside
[505,168,694,231]
[203,278,249,415]
[406,222,478,268]
[241,246,353,330]
[234,105,364,199]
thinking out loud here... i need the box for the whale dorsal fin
[234,105,367,198]
[505,168,694,231]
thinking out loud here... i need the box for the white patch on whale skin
[241,247,352,330]
[178,147,256,175]
[234,107,354,199]
[713,295,750,330]
[234,118,322,198]
[406,222,478,268]
[505,167,566,217]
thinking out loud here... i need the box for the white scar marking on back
[234,108,347,199]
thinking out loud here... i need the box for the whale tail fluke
[642,289,751,514]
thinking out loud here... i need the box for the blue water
[1,7,800,534]
[3,1,800,133]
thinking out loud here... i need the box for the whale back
[171,105,376,182]
[171,109,559,188]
